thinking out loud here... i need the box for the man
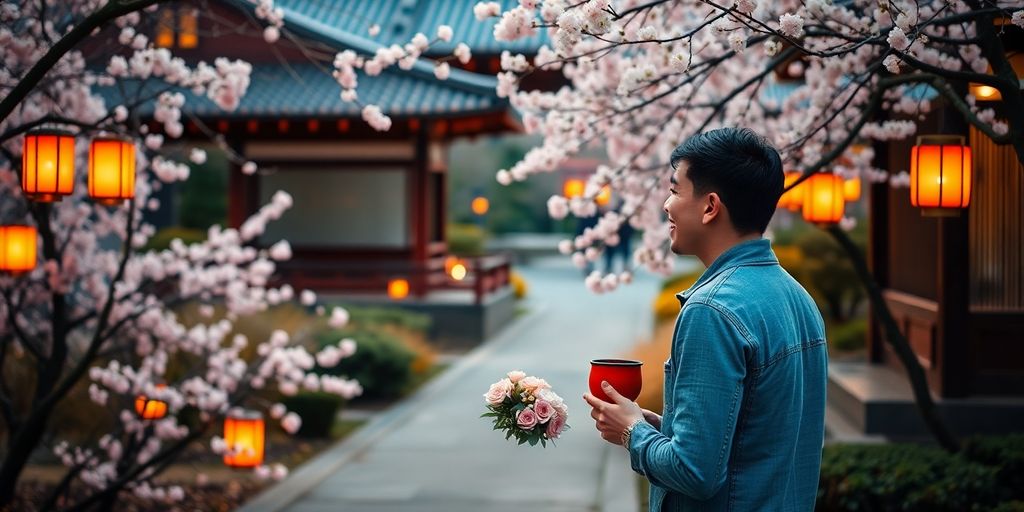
[584,127,827,511]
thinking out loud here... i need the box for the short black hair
[670,127,784,234]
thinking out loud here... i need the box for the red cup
[589,359,643,402]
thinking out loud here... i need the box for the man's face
[663,162,704,256]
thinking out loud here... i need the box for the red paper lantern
[22,130,75,202]
[0,225,37,273]
[89,137,136,205]
[224,410,265,468]
[801,173,845,225]
[910,135,971,216]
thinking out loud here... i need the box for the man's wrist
[621,418,645,447]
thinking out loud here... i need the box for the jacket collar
[677,238,778,303]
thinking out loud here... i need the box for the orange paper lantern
[843,176,861,202]
[595,185,612,206]
[388,278,410,300]
[135,384,168,420]
[89,137,136,205]
[801,173,845,225]
[471,196,489,216]
[563,178,585,199]
[0,225,37,273]
[224,410,265,468]
[22,130,75,202]
[778,171,805,211]
[910,136,972,216]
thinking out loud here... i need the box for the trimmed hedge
[818,435,1024,511]
[314,327,416,400]
[281,392,344,438]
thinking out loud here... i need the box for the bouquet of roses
[481,370,569,447]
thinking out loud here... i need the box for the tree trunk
[827,226,960,452]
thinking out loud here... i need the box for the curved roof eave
[223,0,501,98]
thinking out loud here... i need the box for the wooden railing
[275,253,512,305]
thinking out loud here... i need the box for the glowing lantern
[0,225,37,274]
[444,256,468,281]
[89,137,136,205]
[801,173,845,225]
[970,84,1001,101]
[910,135,971,216]
[388,278,410,300]
[135,384,168,420]
[223,409,264,468]
[450,261,467,281]
[22,130,75,202]
[471,196,489,216]
[843,176,861,202]
[595,185,612,206]
[563,178,585,199]
[778,171,805,211]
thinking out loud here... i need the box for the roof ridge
[223,0,500,97]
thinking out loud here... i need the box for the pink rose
[518,376,550,394]
[517,407,539,429]
[507,370,526,383]
[546,412,566,439]
[534,399,554,422]
[484,379,513,406]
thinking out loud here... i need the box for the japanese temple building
[140,0,549,344]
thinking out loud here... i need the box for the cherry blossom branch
[0,0,170,125]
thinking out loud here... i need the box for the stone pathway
[238,255,667,512]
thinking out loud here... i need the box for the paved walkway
[239,255,669,512]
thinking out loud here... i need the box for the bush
[793,228,867,323]
[817,443,1003,511]
[314,327,416,400]
[961,433,1024,502]
[281,392,344,438]
[144,226,206,252]
[828,318,867,352]
[510,270,528,299]
[447,223,486,256]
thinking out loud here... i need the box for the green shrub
[828,318,867,352]
[447,223,486,256]
[818,443,1001,511]
[314,328,416,400]
[961,433,1024,502]
[145,226,206,252]
[794,228,867,323]
[281,392,344,438]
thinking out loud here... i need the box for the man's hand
[583,381,645,446]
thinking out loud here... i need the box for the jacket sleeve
[628,302,753,501]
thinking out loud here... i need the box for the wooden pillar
[936,215,970,397]
[227,138,253,229]
[411,131,429,297]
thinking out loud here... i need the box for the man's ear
[702,192,722,225]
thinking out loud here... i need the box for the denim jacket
[628,239,827,511]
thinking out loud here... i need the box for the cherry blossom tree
[452,0,1024,453]
[0,1,367,508]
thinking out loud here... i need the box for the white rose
[484,378,513,405]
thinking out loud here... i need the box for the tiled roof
[115,63,502,118]
[271,0,547,55]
